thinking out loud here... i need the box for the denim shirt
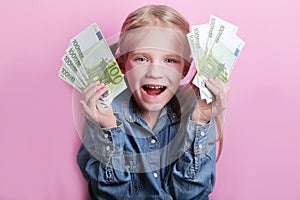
[77,85,216,200]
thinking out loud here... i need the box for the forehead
[119,27,189,60]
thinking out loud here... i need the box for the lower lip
[141,87,164,98]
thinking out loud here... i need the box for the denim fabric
[77,86,216,200]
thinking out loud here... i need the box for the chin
[143,103,165,112]
[133,91,171,113]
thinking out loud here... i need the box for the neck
[141,110,162,130]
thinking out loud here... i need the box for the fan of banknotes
[187,15,245,103]
[58,23,127,112]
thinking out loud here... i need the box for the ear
[116,55,126,74]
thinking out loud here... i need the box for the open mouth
[142,84,167,96]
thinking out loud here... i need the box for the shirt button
[104,133,109,139]
[151,139,156,144]
[128,115,132,120]
[153,172,158,178]
[105,146,110,151]
[198,144,203,149]
[200,131,205,137]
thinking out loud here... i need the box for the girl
[78,5,229,200]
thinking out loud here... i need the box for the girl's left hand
[192,77,230,125]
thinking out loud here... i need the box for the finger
[88,85,110,109]
[80,100,96,122]
[212,78,230,101]
[82,82,100,103]
[205,80,224,100]
[206,78,227,111]
[207,77,224,91]
[197,98,211,109]
[83,81,99,94]
[81,100,103,124]
[84,83,105,104]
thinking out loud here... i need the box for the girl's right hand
[80,81,117,128]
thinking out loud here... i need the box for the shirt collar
[112,88,181,124]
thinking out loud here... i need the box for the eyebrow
[130,50,182,58]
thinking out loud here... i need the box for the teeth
[145,85,164,89]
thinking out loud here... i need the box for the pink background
[1,0,299,199]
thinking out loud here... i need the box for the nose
[145,63,164,79]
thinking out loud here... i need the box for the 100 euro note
[188,24,217,102]
[187,25,207,101]
[198,15,239,103]
[59,23,127,112]
[65,45,89,86]
[62,53,87,87]
[58,65,85,92]
[188,24,208,67]
[204,15,238,59]
[194,24,245,102]
[70,23,106,73]
[82,40,126,111]
[73,23,127,110]
[188,15,245,103]
[59,22,107,92]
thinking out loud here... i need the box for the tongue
[145,88,162,95]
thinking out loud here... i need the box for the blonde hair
[121,5,190,34]
[116,5,191,76]
[116,5,224,161]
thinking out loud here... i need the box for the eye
[134,57,148,62]
[164,58,178,63]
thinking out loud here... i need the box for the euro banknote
[58,65,84,92]
[188,15,245,103]
[61,53,86,87]
[204,15,238,59]
[81,40,127,110]
[58,23,127,112]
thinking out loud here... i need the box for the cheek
[175,64,185,75]
[124,65,144,91]
[166,65,184,79]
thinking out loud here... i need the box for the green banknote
[188,15,245,103]
[202,24,245,83]
[62,53,87,87]
[59,23,127,111]
[58,65,84,92]
[66,45,89,85]
[82,41,126,99]
[204,15,238,59]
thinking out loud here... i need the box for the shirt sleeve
[164,118,217,200]
[77,117,131,200]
